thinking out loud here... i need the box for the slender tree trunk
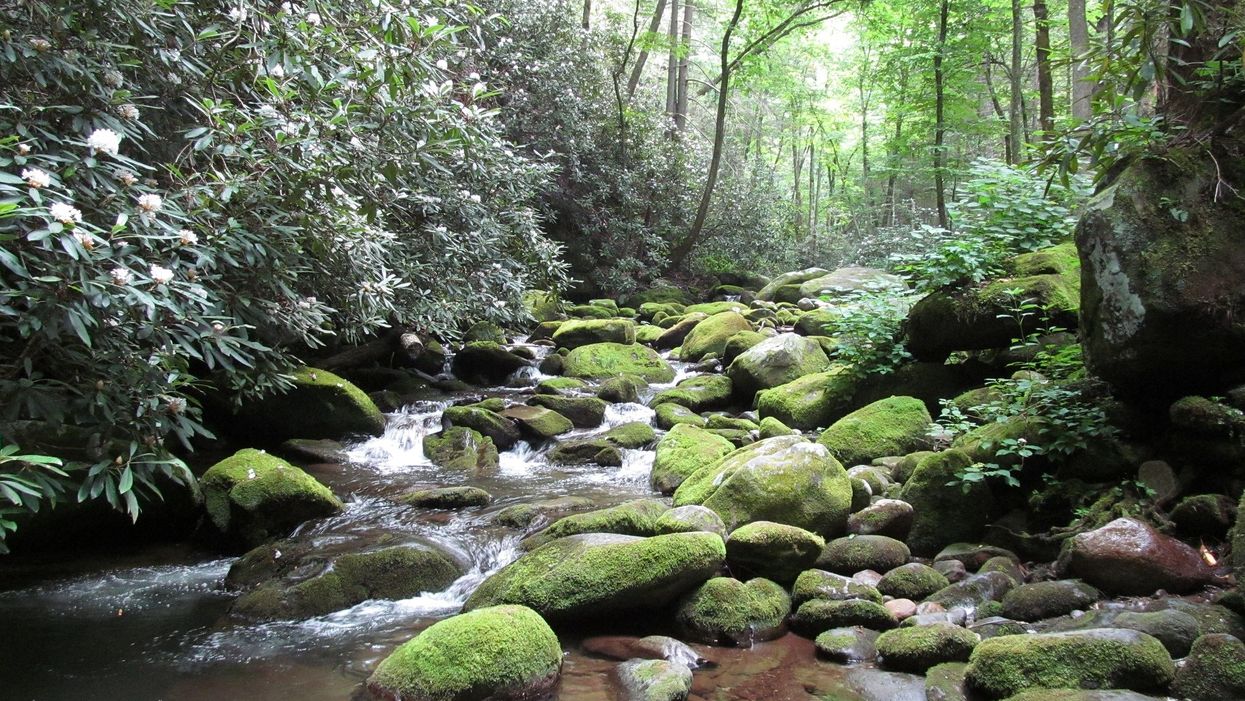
[675,0,695,130]
[1009,0,1025,163]
[666,0,680,119]
[883,113,903,227]
[1068,0,1091,120]
[1034,0,1054,134]
[934,0,950,229]
[666,0,744,271]
[808,142,817,237]
[793,142,805,233]
[583,0,592,29]
[627,0,669,99]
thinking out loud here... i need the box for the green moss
[563,342,676,383]
[876,622,980,673]
[982,273,1079,317]
[791,598,898,636]
[602,421,657,449]
[521,499,668,549]
[652,375,735,412]
[548,438,622,466]
[1000,581,1101,622]
[423,427,499,472]
[818,396,933,466]
[628,286,691,307]
[401,487,493,509]
[654,402,708,430]
[500,405,574,440]
[442,405,520,450]
[568,304,614,319]
[756,367,859,431]
[723,330,768,365]
[463,532,727,623]
[758,416,795,438]
[727,333,832,397]
[534,377,588,395]
[232,366,386,443]
[725,521,825,584]
[654,505,727,536]
[672,436,852,536]
[596,375,647,403]
[635,324,666,345]
[368,605,562,701]
[819,535,911,575]
[651,424,736,494]
[795,308,840,337]
[952,418,1049,467]
[528,395,607,428]
[638,302,686,321]
[892,450,935,484]
[617,659,693,700]
[551,318,636,350]
[680,312,753,361]
[676,576,790,645]
[1012,242,1080,277]
[792,569,883,606]
[901,450,993,556]
[924,662,970,701]
[1172,633,1245,700]
[965,630,1176,699]
[522,289,563,322]
[878,563,950,601]
[202,449,342,547]
[493,496,594,529]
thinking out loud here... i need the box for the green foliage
[0,0,567,539]
[893,159,1089,291]
[819,280,915,377]
[0,440,66,553]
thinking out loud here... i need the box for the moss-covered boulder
[366,605,562,701]
[952,417,1048,467]
[651,375,734,413]
[654,402,708,430]
[878,563,950,601]
[1077,152,1245,401]
[443,405,521,450]
[616,659,694,701]
[602,421,656,449]
[815,626,880,664]
[654,505,727,537]
[876,623,980,673]
[500,405,574,440]
[964,629,1176,699]
[791,568,884,607]
[528,394,607,428]
[635,324,666,346]
[799,267,907,299]
[551,318,636,350]
[597,375,647,403]
[463,532,726,624]
[794,308,839,337]
[564,342,676,383]
[423,427,499,472]
[680,312,752,362]
[492,496,595,530]
[906,247,1081,362]
[727,333,831,399]
[229,541,463,620]
[817,534,910,575]
[757,416,795,438]
[791,598,898,636]
[523,289,564,322]
[227,367,386,443]
[756,268,831,302]
[676,576,790,645]
[1001,580,1101,622]
[1172,633,1245,701]
[672,436,852,536]
[847,499,915,540]
[651,424,736,495]
[725,521,824,584]
[756,366,860,431]
[202,449,342,548]
[548,438,623,466]
[401,486,493,509]
[928,572,1018,613]
[901,450,993,556]
[521,499,668,550]
[723,330,769,365]
[817,396,932,466]
[452,342,530,385]
[1171,493,1238,538]
[627,285,692,308]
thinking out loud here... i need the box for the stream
[0,348,926,701]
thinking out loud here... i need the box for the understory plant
[820,280,916,378]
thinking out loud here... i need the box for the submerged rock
[616,658,693,701]
[815,626,880,663]
[400,486,493,509]
[366,605,562,701]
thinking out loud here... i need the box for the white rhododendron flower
[22,168,51,188]
[137,193,163,213]
[178,229,198,245]
[116,170,138,186]
[49,202,82,225]
[166,397,187,414]
[307,12,322,26]
[110,267,133,285]
[73,232,95,249]
[86,128,122,156]
[269,63,285,79]
[150,265,174,285]
[17,143,31,155]
[117,104,140,121]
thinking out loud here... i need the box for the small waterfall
[343,401,450,473]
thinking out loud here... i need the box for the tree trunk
[934,0,950,229]
[793,142,805,233]
[883,113,903,227]
[666,0,744,271]
[583,0,592,30]
[320,329,424,371]
[626,0,669,99]
[1068,0,1091,120]
[1034,0,1054,134]
[1009,0,1025,163]
[666,0,680,119]
[675,0,694,130]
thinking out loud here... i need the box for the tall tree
[1034,0,1054,134]
[1068,0,1091,120]
[626,0,669,99]
[1009,0,1025,163]
[675,0,695,130]
[933,0,950,228]
[666,0,680,118]
[583,0,592,29]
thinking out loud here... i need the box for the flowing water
[0,353,924,701]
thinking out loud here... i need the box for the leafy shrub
[0,0,566,533]
[893,158,1090,291]
[820,281,916,378]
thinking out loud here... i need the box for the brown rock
[1060,517,1218,595]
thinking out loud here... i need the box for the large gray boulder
[727,333,831,399]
